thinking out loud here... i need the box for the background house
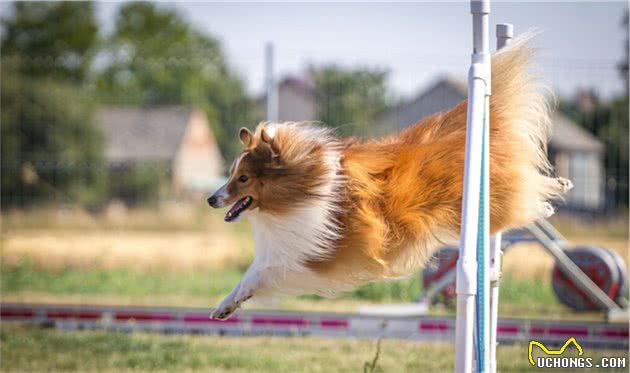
[376,78,606,213]
[276,76,318,122]
[97,106,224,196]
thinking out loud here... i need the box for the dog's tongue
[225,203,242,220]
[225,196,251,222]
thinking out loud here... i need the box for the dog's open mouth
[225,196,253,222]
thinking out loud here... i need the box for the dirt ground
[2,229,626,279]
[1,230,252,271]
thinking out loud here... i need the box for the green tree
[311,65,389,136]
[1,66,105,207]
[1,2,104,208]
[107,163,167,206]
[606,96,629,210]
[96,2,252,160]
[1,2,98,83]
[609,10,629,209]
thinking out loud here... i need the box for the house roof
[382,77,604,153]
[256,75,316,104]
[280,76,315,97]
[97,106,197,164]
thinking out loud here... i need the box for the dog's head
[208,123,339,222]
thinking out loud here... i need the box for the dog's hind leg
[556,177,573,193]
[537,177,574,219]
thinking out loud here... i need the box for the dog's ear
[260,128,273,144]
[260,128,280,159]
[239,127,252,146]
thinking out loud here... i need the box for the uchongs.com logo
[528,337,627,369]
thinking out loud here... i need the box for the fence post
[265,42,278,122]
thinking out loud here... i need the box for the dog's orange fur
[304,37,568,284]
[212,37,570,297]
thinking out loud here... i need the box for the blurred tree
[96,2,252,160]
[108,163,167,206]
[1,2,105,208]
[1,66,105,207]
[311,65,389,137]
[608,10,629,210]
[1,2,98,83]
[606,95,629,211]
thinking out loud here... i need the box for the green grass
[2,208,623,320]
[0,261,544,305]
[500,275,556,304]
[1,260,588,319]
[0,260,420,310]
[1,324,627,372]
[1,259,244,298]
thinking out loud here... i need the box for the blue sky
[19,2,630,100]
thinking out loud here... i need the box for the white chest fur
[245,203,350,298]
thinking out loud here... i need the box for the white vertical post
[265,42,278,122]
[488,23,512,373]
[488,233,502,373]
[455,1,491,372]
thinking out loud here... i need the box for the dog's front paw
[210,303,237,320]
[210,295,241,320]
[210,291,253,320]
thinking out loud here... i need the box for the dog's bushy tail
[491,32,552,175]
[397,33,571,232]
[488,33,572,228]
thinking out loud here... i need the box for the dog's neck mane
[247,123,344,271]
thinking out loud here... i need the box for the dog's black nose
[207,196,217,207]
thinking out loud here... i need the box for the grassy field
[1,324,627,373]
[0,207,627,372]
[2,207,626,320]
[0,205,628,373]
[1,258,575,318]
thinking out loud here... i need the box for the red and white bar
[1,303,627,349]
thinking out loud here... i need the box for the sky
[15,1,630,100]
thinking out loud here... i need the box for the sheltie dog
[207,35,572,320]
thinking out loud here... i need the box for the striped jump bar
[1,303,626,349]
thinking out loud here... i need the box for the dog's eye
[238,175,249,183]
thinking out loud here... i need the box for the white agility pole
[455,0,491,372]
[265,42,278,122]
[488,234,502,373]
[488,23,512,373]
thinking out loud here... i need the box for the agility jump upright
[454,1,502,372]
